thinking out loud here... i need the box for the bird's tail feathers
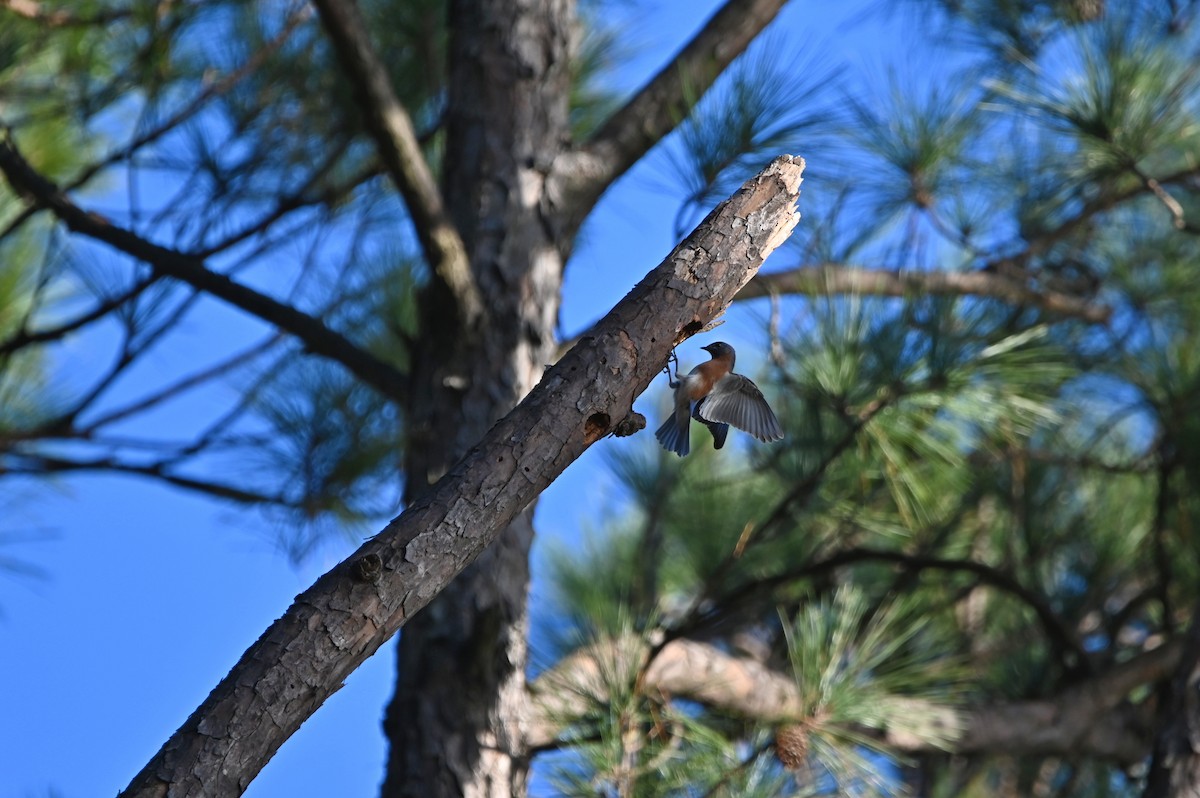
[655,415,690,457]
[706,421,729,449]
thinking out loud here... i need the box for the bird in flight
[655,341,784,457]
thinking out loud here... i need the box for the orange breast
[686,358,732,400]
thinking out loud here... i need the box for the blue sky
[0,1,916,795]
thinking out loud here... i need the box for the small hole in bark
[584,412,611,444]
[682,320,703,336]
[351,553,383,583]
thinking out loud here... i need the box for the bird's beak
[701,343,715,354]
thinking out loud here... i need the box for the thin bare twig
[696,546,1088,670]
[4,451,291,505]
[80,333,284,433]
[984,163,1200,275]
[1133,164,1187,230]
[0,5,311,247]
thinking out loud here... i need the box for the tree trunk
[383,0,572,794]
[1143,601,1200,798]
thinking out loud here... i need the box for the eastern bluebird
[655,341,784,457]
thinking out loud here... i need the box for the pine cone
[774,722,810,771]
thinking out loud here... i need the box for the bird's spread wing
[695,374,784,442]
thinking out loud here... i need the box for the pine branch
[193,159,378,259]
[57,4,313,213]
[117,156,804,798]
[669,385,904,638]
[0,129,410,401]
[526,634,1179,764]
[987,163,1200,275]
[970,448,1157,475]
[554,0,789,226]
[741,264,1112,323]
[696,546,1089,675]
[310,0,483,326]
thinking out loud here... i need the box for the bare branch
[310,0,483,325]
[0,130,409,401]
[740,264,1112,323]
[553,0,789,225]
[527,635,1179,764]
[118,156,804,798]
[4,452,291,506]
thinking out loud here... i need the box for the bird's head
[702,341,736,368]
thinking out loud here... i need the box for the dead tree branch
[117,155,804,798]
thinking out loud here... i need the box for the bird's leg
[664,349,681,388]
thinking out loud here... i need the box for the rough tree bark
[380,0,573,795]
[382,0,791,789]
[306,0,543,790]
[114,154,802,797]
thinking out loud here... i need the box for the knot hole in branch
[584,412,611,444]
